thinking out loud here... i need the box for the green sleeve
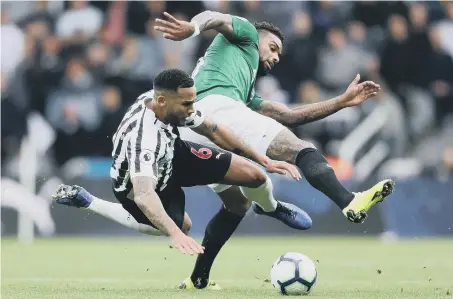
[229,16,259,45]
[248,90,264,110]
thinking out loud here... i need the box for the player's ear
[156,95,166,106]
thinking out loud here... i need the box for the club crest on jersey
[139,149,154,164]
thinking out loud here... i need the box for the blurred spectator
[86,42,112,81]
[45,56,101,132]
[308,1,353,42]
[273,11,318,101]
[347,21,373,51]
[316,27,373,92]
[351,1,409,49]
[407,3,432,88]
[231,0,265,22]
[432,1,453,59]
[45,56,103,164]
[352,2,389,29]
[165,1,205,20]
[24,35,65,114]
[126,1,167,35]
[293,81,327,149]
[2,0,63,24]
[202,0,230,13]
[109,20,165,83]
[156,12,198,73]
[415,116,453,179]
[56,0,103,42]
[256,75,289,105]
[18,1,55,42]
[97,86,124,155]
[378,92,409,157]
[293,81,362,152]
[378,14,411,111]
[231,1,303,34]
[352,1,408,29]
[1,72,29,165]
[1,10,25,76]
[427,27,453,126]
[298,81,326,105]
[102,1,127,47]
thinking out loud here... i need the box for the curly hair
[254,21,285,44]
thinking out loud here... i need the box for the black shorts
[112,138,232,229]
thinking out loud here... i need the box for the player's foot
[252,201,312,230]
[177,277,222,290]
[52,184,93,208]
[342,179,395,223]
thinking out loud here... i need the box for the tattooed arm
[190,11,234,38]
[131,176,205,255]
[255,74,382,127]
[255,97,346,128]
[131,176,182,237]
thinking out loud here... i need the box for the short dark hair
[153,68,194,92]
[254,21,285,44]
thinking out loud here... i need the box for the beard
[165,113,185,126]
[257,61,270,76]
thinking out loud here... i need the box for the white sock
[240,176,278,212]
[87,197,163,236]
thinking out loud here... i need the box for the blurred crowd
[1,1,453,180]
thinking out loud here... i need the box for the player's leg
[178,139,311,230]
[181,212,192,235]
[176,140,312,290]
[220,154,312,229]
[53,182,191,235]
[183,181,312,289]
[265,127,395,223]
[179,187,247,290]
[178,96,281,213]
[53,184,164,235]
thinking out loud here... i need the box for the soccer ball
[270,252,317,296]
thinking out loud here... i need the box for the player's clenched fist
[170,231,205,255]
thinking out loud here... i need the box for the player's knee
[182,222,191,235]
[297,141,316,151]
[243,166,267,188]
[224,199,251,216]
[182,215,192,235]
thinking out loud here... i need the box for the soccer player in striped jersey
[154,10,396,289]
[53,69,311,257]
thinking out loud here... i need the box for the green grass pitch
[2,236,452,298]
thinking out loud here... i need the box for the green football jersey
[192,16,264,110]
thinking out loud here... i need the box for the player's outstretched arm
[154,11,235,41]
[191,118,301,180]
[131,176,204,255]
[255,74,381,127]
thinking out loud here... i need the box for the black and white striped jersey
[110,90,204,193]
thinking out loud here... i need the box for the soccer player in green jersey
[155,11,395,290]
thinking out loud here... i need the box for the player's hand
[262,158,301,180]
[169,231,205,255]
[341,74,382,107]
[154,12,195,41]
